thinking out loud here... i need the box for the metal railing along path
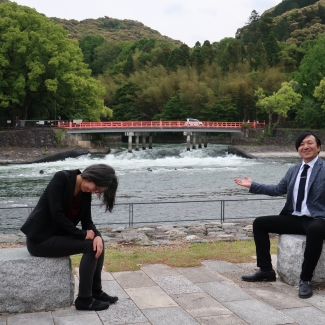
[0,197,285,231]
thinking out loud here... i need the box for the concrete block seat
[0,247,74,313]
[277,234,325,286]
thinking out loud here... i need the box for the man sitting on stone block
[234,130,325,299]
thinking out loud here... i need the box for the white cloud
[15,0,282,46]
[164,4,187,15]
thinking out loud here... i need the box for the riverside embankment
[1,143,325,165]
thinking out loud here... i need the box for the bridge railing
[58,121,266,129]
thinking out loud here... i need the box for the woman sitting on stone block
[21,164,118,311]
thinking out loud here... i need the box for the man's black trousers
[254,215,325,281]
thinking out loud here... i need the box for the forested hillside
[236,0,325,44]
[71,0,325,132]
[3,0,325,132]
[50,16,182,45]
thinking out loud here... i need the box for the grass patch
[71,238,278,272]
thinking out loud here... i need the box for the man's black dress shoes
[75,297,110,311]
[299,280,313,299]
[242,269,276,282]
[93,291,118,304]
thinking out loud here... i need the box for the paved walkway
[2,257,325,325]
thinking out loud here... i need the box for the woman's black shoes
[92,291,118,304]
[242,269,276,282]
[75,297,110,311]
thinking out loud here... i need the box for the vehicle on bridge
[185,118,203,127]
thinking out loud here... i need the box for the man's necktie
[296,164,310,212]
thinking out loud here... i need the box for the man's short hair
[295,131,321,151]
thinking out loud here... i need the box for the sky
[15,0,283,46]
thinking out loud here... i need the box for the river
[0,143,300,234]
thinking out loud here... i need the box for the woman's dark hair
[81,164,118,212]
[295,131,321,152]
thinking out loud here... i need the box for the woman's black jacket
[20,169,101,243]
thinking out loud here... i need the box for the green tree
[0,2,105,121]
[135,38,156,53]
[295,98,324,128]
[264,32,280,67]
[154,94,189,120]
[92,42,123,75]
[78,34,105,72]
[112,82,141,120]
[222,75,255,121]
[279,43,306,72]
[227,39,242,67]
[272,18,290,42]
[255,81,301,133]
[295,37,325,97]
[312,77,325,118]
[252,40,268,71]
[166,44,190,70]
[190,41,204,70]
[243,10,261,44]
[122,54,134,76]
[200,40,214,64]
[199,96,238,121]
[214,38,238,72]
[151,43,173,67]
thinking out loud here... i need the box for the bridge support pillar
[135,135,139,151]
[204,133,207,148]
[149,135,153,149]
[192,134,196,149]
[142,135,146,150]
[198,133,202,149]
[184,132,192,151]
[125,132,134,153]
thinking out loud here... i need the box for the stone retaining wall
[0,129,59,147]
[0,128,87,147]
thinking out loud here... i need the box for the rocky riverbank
[0,220,259,248]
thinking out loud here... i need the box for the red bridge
[58,120,265,152]
[58,120,265,132]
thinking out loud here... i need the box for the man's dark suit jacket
[21,169,101,243]
[249,157,325,218]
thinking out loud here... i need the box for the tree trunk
[271,115,282,133]
[21,96,31,120]
[268,110,273,134]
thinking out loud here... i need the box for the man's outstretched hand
[234,176,252,188]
